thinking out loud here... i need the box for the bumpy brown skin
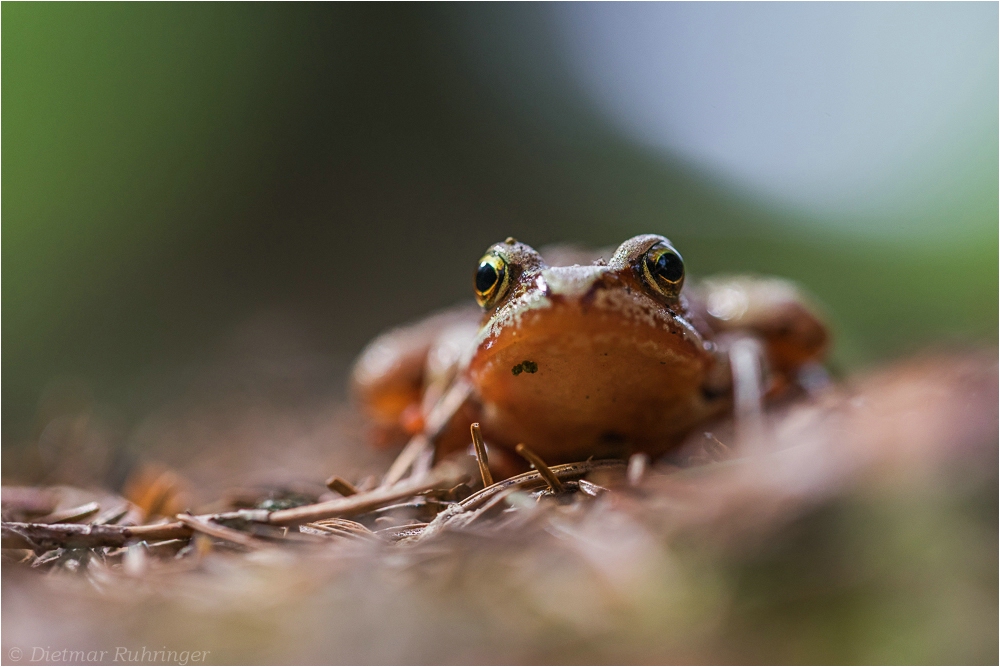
[352,234,829,472]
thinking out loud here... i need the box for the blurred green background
[3,4,997,450]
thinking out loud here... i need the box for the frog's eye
[474,253,510,308]
[642,242,685,297]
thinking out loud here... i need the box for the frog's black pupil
[476,262,499,293]
[651,251,683,282]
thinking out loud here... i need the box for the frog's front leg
[380,375,481,485]
[351,305,480,447]
[695,275,830,395]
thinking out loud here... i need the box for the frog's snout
[539,265,611,299]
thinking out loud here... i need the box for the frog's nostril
[534,275,549,296]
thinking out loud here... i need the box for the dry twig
[1,441,620,556]
[514,444,564,493]
[382,379,473,486]
[470,423,494,487]
[175,514,264,549]
[269,462,465,526]
[2,521,192,551]
[37,502,101,525]
[325,476,359,497]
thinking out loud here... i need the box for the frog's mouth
[467,281,721,463]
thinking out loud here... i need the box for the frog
[352,234,828,480]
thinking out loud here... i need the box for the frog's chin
[467,298,721,463]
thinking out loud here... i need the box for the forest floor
[2,351,997,665]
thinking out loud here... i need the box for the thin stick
[301,524,362,540]
[381,435,430,488]
[307,519,374,539]
[410,444,435,482]
[304,518,374,538]
[325,476,358,497]
[126,522,193,542]
[268,462,465,526]
[37,502,101,525]
[457,459,625,512]
[3,459,619,551]
[175,514,262,549]
[377,523,428,542]
[470,423,494,487]
[705,434,730,461]
[93,505,131,526]
[410,460,626,543]
[5,467,458,550]
[381,379,472,487]
[514,444,565,493]
[1,521,191,551]
[730,337,766,447]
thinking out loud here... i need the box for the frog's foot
[695,275,829,384]
[352,305,480,445]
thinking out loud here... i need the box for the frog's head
[467,234,719,461]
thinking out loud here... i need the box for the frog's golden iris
[474,252,509,308]
[642,241,685,298]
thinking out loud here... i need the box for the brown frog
[352,234,828,478]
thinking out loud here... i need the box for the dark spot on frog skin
[701,385,727,401]
[512,360,538,375]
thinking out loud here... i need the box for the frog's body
[352,235,828,473]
